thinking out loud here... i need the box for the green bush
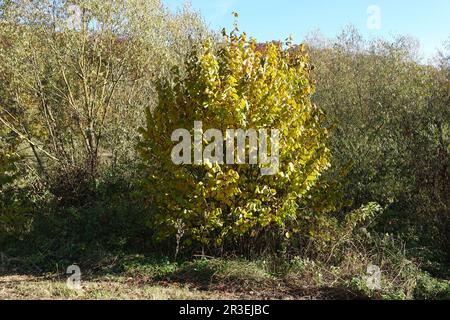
[139,29,334,254]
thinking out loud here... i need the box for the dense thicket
[0,0,209,260]
[306,28,449,266]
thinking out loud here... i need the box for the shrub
[139,29,332,253]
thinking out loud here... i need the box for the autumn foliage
[139,30,332,251]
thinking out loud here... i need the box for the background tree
[0,0,209,261]
[307,28,450,264]
[0,0,208,200]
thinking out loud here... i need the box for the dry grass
[0,275,248,300]
[2,254,446,300]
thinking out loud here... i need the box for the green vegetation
[1,255,449,300]
[307,28,450,275]
[0,2,448,300]
[139,29,332,253]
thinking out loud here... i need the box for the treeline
[0,0,449,292]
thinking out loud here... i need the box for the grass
[1,254,449,300]
[0,275,243,300]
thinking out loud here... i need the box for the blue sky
[164,0,450,59]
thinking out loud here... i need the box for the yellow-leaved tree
[139,29,332,254]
